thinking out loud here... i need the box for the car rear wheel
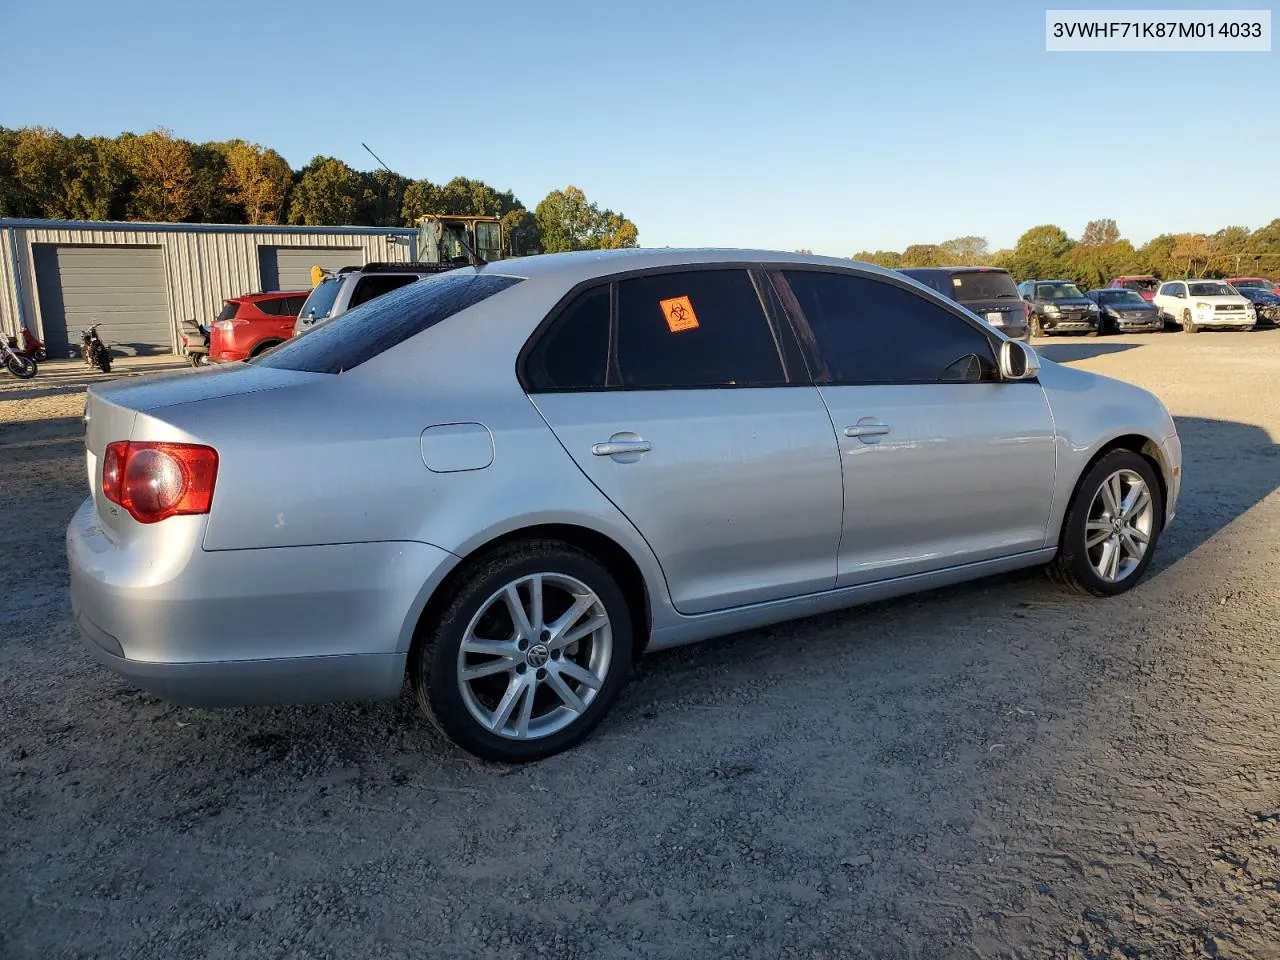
[249,340,283,358]
[1048,450,1163,597]
[410,540,634,762]
[1181,309,1198,333]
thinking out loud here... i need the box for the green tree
[9,127,127,220]
[938,235,989,264]
[535,186,638,252]
[118,128,196,222]
[223,141,292,224]
[400,178,440,222]
[1002,224,1073,280]
[1135,234,1178,279]
[288,157,363,225]
[358,169,410,227]
[852,250,903,268]
[899,243,947,267]
[500,207,539,255]
[188,141,241,223]
[1080,218,1120,246]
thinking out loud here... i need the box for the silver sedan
[67,249,1182,761]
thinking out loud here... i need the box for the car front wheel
[1048,450,1163,597]
[1182,309,1198,333]
[410,540,634,762]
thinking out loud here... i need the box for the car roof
[897,265,1010,276]
[471,247,901,285]
[1113,275,1157,280]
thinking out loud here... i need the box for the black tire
[96,350,112,373]
[34,347,48,362]
[1181,309,1197,334]
[5,353,37,379]
[249,340,283,358]
[410,539,634,762]
[1030,313,1044,338]
[1047,449,1164,597]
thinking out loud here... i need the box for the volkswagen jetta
[68,249,1182,761]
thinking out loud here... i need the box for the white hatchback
[1153,280,1255,332]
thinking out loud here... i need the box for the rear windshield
[1096,290,1147,305]
[297,278,343,322]
[949,271,1018,302]
[216,301,239,322]
[253,272,522,374]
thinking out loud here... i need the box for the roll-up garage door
[259,246,364,292]
[33,244,171,358]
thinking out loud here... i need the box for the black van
[898,266,1030,341]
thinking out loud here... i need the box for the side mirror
[999,339,1040,381]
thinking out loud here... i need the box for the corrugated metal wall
[0,221,416,352]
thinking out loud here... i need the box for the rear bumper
[66,497,460,707]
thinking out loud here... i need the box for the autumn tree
[1080,218,1120,246]
[223,141,291,224]
[8,127,128,220]
[535,186,638,252]
[118,128,196,221]
[1171,233,1210,277]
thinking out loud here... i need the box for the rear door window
[523,286,610,391]
[215,301,239,322]
[349,274,422,309]
[614,269,788,388]
[254,273,521,374]
[782,270,998,384]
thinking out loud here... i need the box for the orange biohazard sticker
[659,295,699,333]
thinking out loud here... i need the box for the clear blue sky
[2,0,1276,254]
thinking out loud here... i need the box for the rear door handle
[592,438,652,457]
[844,423,890,438]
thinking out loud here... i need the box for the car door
[771,268,1057,587]
[525,267,845,615]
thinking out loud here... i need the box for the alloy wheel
[456,573,613,740]
[1085,469,1155,583]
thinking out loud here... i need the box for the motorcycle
[81,324,112,373]
[1,337,37,379]
[180,317,210,367]
[21,327,48,363]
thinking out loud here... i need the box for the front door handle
[844,423,890,439]
[592,433,652,460]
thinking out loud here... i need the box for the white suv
[1153,279,1256,332]
[293,263,447,337]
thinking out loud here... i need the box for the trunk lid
[83,364,322,538]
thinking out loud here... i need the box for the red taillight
[101,441,218,523]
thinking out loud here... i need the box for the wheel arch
[249,338,284,358]
[407,523,654,665]
[1057,433,1168,547]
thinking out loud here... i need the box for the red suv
[1107,275,1161,301]
[209,290,310,362]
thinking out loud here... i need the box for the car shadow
[1035,341,1145,363]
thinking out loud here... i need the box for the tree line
[853,217,1280,286]
[0,126,639,254]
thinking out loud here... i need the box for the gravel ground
[3,334,1279,960]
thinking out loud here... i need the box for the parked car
[1108,275,1161,301]
[293,262,448,337]
[896,265,1031,340]
[1153,279,1255,333]
[68,249,1181,762]
[1085,288,1163,335]
[1225,276,1280,297]
[1017,279,1101,336]
[1232,285,1280,326]
[209,290,309,363]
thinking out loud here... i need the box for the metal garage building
[0,219,417,357]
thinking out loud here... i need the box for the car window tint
[283,296,307,315]
[215,301,239,322]
[349,274,421,309]
[298,278,342,321]
[254,273,521,374]
[782,270,997,384]
[615,270,785,388]
[524,286,610,391]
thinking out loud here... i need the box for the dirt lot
[3,334,1279,960]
